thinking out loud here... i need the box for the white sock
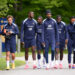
[46,63,49,68]
[51,61,54,67]
[43,57,45,64]
[33,60,36,65]
[26,60,28,65]
[60,60,62,64]
[6,61,9,67]
[55,60,58,65]
[38,59,41,65]
[12,60,14,64]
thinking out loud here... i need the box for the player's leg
[59,49,63,69]
[37,41,41,68]
[31,38,37,69]
[24,48,29,69]
[72,50,75,69]
[45,40,49,69]
[54,48,59,69]
[68,43,72,69]
[11,53,15,69]
[42,49,46,67]
[31,46,37,69]
[50,42,55,68]
[6,51,10,70]
[24,40,29,69]
[41,43,46,68]
[10,42,16,69]
[37,50,41,68]
[5,42,10,70]
[55,48,59,61]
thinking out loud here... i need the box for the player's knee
[12,53,15,57]
[32,49,36,54]
[6,52,10,57]
[25,49,28,54]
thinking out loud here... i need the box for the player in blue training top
[21,11,37,69]
[67,16,75,69]
[3,15,19,70]
[43,10,59,69]
[36,16,45,69]
[55,15,68,69]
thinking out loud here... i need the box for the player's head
[56,15,62,23]
[70,16,75,24]
[28,11,34,18]
[7,15,13,25]
[37,16,43,24]
[46,10,52,19]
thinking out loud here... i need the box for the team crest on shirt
[29,28,32,31]
[47,24,53,30]
[48,25,52,27]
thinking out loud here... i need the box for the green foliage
[0,0,9,17]
[0,0,75,26]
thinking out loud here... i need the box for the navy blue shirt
[21,18,37,42]
[67,24,75,44]
[57,21,68,42]
[43,18,59,43]
[2,23,19,44]
[36,23,44,43]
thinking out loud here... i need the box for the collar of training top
[8,23,13,26]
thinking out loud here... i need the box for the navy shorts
[56,40,65,50]
[5,40,16,53]
[24,38,36,48]
[36,41,43,50]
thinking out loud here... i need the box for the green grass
[0,58,25,70]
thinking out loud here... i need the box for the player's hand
[56,42,59,46]
[4,29,6,34]
[9,31,13,34]
[42,42,45,47]
[6,32,10,35]
[21,42,24,45]
[65,39,68,45]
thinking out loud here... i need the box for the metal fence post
[17,38,20,53]
[0,37,2,57]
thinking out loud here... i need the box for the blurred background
[0,0,75,26]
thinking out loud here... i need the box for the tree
[0,0,9,17]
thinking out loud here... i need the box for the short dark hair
[37,16,43,19]
[28,11,34,14]
[70,16,75,20]
[46,9,51,14]
[7,15,13,20]
[56,15,61,19]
